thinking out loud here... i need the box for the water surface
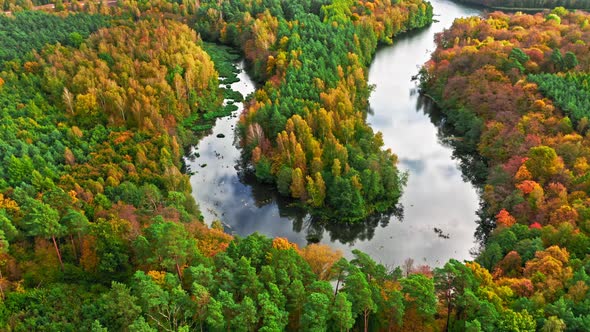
[189,0,483,267]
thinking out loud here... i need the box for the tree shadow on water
[237,163,404,246]
[416,94,488,187]
[416,94,495,244]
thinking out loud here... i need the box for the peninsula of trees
[196,0,433,222]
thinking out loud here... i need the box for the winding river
[188,0,483,268]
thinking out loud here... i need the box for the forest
[0,0,590,331]
[0,1,445,331]
[421,7,590,331]
[194,0,432,222]
[453,0,590,10]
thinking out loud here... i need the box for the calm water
[188,0,483,267]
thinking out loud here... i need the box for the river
[188,0,483,268]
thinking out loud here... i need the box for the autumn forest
[0,0,589,331]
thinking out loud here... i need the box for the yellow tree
[300,244,342,280]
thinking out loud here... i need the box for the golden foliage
[300,243,342,280]
[196,227,233,258]
[272,237,298,251]
[147,270,167,285]
[0,194,19,213]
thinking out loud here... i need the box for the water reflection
[189,0,484,267]
[417,95,494,242]
[233,167,400,245]
[418,95,489,186]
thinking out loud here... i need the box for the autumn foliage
[422,8,590,330]
[2,1,590,331]
[196,0,432,222]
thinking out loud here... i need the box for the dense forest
[0,11,108,62]
[421,7,590,330]
[194,0,433,222]
[5,0,433,224]
[453,0,590,10]
[0,1,453,331]
[1,0,590,331]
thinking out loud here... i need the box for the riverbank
[189,0,483,268]
[452,0,590,11]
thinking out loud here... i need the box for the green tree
[300,292,330,331]
[498,309,536,332]
[285,279,306,330]
[541,316,566,332]
[434,259,478,332]
[350,249,387,281]
[550,48,564,71]
[129,317,157,332]
[376,286,405,330]
[234,256,263,300]
[525,146,562,184]
[91,320,108,332]
[132,271,196,331]
[216,289,238,330]
[61,208,89,259]
[95,282,142,331]
[138,217,198,280]
[400,274,437,321]
[508,47,529,73]
[234,296,258,332]
[277,167,293,196]
[7,155,34,186]
[330,292,355,332]
[0,211,18,242]
[191,283,214,331]
[343,269,376,332]
[258,291,289,332]
[21,197,66,269]
[205,297,225,331]
[564,52,578,71]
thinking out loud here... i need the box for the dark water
[188,0,483,267]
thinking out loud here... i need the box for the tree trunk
[333,276,341,302]
[77,231,84,253]
[175,261,183,281]
[0,267,5,299]
[445,296,452,332]
[70,234,77,260]
[364,308,369,332]
[52,235,64,269]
